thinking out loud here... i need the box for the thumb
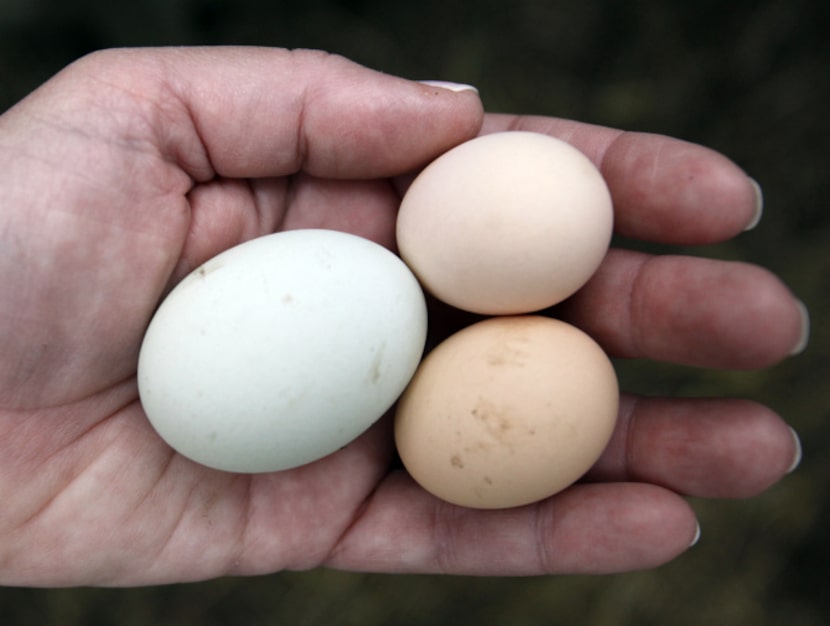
[52,46,484,180]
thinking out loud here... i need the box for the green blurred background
[0,0,827,624]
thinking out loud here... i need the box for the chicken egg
[394,315,618,509]
[396,131,613,315]
[137,229,427,473]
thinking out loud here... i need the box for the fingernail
[688,522,701,548]
[744,177,764,231]
[787,427,803,474]
[790,299,811,355]
[419,80,479,94]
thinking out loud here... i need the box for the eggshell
[137,229,427,473]
[396,131,613,315]
[394,316,618,509]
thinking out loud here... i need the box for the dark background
[1,0,827,624]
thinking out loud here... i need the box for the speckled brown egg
[394,315,619,509]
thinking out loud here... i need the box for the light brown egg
[394,316,618,509]
[396,131,613,315]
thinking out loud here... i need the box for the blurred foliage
[0,0,827,624]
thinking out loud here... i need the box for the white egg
[137,229,427,473]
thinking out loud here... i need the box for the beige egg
[394,316,618,509]
[396,131,613,315]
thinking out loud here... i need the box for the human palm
[0,48,805,586]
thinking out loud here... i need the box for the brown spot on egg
[195,261,223,278]
[450,454,464,469]
[367,341,386,384]
[485,336,531,368]
[472,398,514,447]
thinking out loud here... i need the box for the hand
[0,47,805,586]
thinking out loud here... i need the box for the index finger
[481,113,761,245]
[33,47,484,181]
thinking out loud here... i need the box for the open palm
[0,48,804,586]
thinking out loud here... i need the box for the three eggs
[137,131,619,509]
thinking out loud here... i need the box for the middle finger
[556,248,805,369]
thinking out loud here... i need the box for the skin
[0,47,805,586]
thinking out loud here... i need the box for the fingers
[326,472,698,576]
[481,113,761,244]
[326,393,798,576]
[587,395,801,498]
[556,249,807,369]
[57,47,483,181]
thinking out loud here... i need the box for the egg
[394,316,618,509]
[137,229,427,473]
[396,131,613,315]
